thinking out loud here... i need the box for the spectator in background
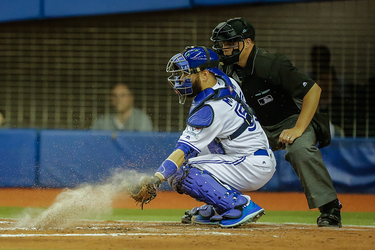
[308,45,345,138]
[0,109,7,128]
[367,76,375,137]
[91,83,153,131]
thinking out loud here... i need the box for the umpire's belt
[254,149,269,156]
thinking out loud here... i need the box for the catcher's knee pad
[167,165,189,194]
[178,167,248,215]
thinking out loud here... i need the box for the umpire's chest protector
[241,48,298,125]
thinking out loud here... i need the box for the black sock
[319,199,342,213]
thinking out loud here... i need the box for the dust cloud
[16,170,149,229]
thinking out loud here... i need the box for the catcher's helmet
[166,46,224,104]
[211,17,255,65]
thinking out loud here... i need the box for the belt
[254,149,269,156]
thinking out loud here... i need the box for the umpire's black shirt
[225,46,316,126]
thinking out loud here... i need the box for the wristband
[156,159,178,180]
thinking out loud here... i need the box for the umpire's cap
[228,17,255,40]
[212,17,255,42]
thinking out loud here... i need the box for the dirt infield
[1,219,374,250]
[0,189,374,249]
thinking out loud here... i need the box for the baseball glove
[127,176,161,209]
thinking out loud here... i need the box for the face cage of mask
[212,39,245,65]
[166,53,194,104]
[167,71,193,105]
[211,20,247,64]
[212,40,242,54]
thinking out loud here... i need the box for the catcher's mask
[166,46,222,104]
[211,17,255,65]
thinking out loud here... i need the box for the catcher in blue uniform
[128,46,276,228]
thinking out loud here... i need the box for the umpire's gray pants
[262,114,338,209]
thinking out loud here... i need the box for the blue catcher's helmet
[166,46,224,104]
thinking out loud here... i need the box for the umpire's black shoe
[317,199,342,228]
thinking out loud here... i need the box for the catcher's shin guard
[174,167,248,219]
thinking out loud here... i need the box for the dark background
[0,0,374,137]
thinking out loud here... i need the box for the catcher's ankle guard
[186,204,216,220]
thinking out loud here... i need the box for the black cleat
[317,199,342,228]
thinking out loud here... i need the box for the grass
[1,207,374,227]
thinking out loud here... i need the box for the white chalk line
[0,220,374,238]
[1,226,373,238]
[1,232,234,237]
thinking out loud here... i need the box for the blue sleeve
[175,141,199,160]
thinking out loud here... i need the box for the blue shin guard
[171,167,249,222]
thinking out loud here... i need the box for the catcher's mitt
[126,176,161,209]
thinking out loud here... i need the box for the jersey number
[234,103,256,132]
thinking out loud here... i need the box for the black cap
[227,17,255,40]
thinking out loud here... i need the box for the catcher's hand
[126,175,162,209]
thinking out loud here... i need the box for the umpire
[210,17,342,227]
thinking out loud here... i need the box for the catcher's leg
[168,166,222,225]
[168,166,265,227]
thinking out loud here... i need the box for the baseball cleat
[181,204,216,224]
[191,215,220,225]
[317,207,342,228]
[219,200,265,228]
[181,214,192,224]
[317,199,342,228]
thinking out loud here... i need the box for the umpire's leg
[263,115,338,209]
[284,124,338,209]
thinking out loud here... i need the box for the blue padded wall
[44,0,191,18]
[0,129,374,193]
[0,0,41,23]
[260,139,375,193]
[38,130,178,188]
[0,0,326,23]
[0,129,37,187]
[320,139,375,193]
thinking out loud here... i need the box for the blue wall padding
[260,139,375,193]
[38,130,178,188]
[0,129,375,193]
[193,0,319,6]
[0,129,37,187]
[0,0,41,23]
[44,0,191,18]
[0,0,326,23]
[320,139,375,193]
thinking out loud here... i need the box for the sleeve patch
[187,105,214,128]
